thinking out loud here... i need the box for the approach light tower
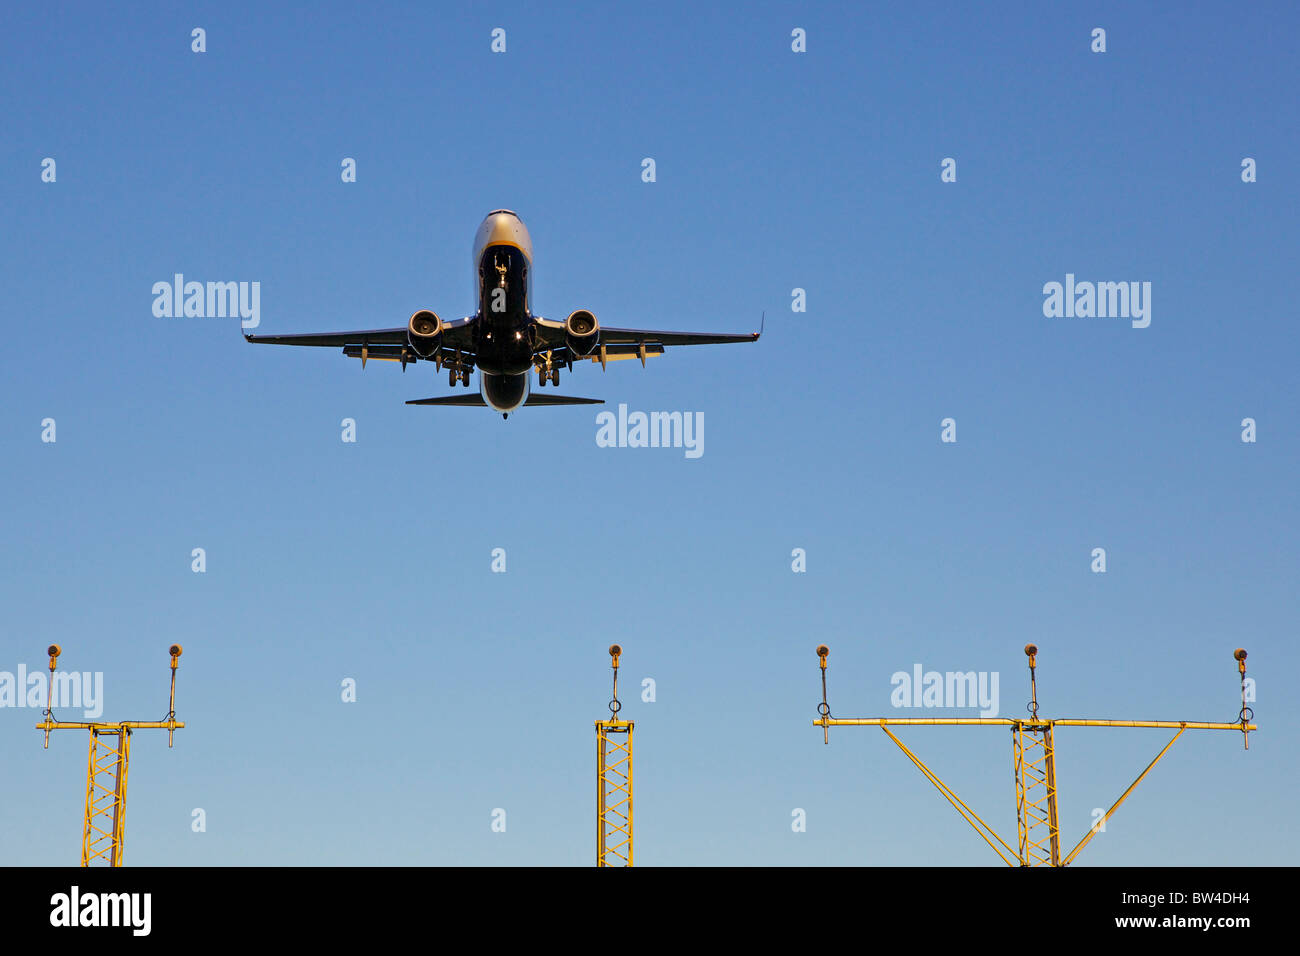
[814,644,1255,867]
[36,644,185,866]
[596,644,633,867]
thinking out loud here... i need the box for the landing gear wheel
[460,370,471,387]
[550,369,560,386]
[448,369,457,387]
[538,370,547,387]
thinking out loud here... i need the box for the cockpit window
[486,208,518,218]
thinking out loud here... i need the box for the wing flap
[582,343,665,363]
[342,344,417,364]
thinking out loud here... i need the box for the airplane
[245,209,762,418]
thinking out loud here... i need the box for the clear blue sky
[2,1,1296,866]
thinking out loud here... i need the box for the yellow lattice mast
[596,644,633,867]
[813,644,1255,866]
[1014,645,1061,865]
[36,644,185,866]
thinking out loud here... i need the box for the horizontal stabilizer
[406,395,488,406]
[406,394,604,407]
[522,394,604,406]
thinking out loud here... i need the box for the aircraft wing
[245,316,477,352]
[596,326,760,346]
[532,316,761,351]
[244,327,406,347]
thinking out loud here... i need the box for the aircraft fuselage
[472,210,535,412]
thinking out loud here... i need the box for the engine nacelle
[407,310,443,358]
[564,309,599,356]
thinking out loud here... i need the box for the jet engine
[407,310,443,358]
[564,309,599,356]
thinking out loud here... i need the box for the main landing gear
[537,351,560,387]
[448,368,470,387]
